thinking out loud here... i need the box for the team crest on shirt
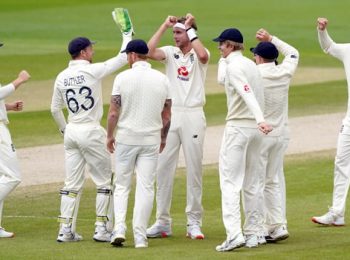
[190,54,195,63]
[174,54,180,59]
[243,84,251,92]
[177,66,190,81]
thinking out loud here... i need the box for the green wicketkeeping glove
[112,8,134,35]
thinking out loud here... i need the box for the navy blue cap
[121,39,149,55]
[213,28,243,43]
[250,42,279,60]
[68,37,95,55]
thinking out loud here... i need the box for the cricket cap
[213,28,243,43]
[250,42,279,60]
[121,39,149,55]
[68,37,95,55]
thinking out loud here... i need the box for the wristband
[186,28,198,42]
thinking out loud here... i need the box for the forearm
[190,38,209,64]
[147,24,167,60]
[161,99,172,144]
[0,84,15,100]
[51,110,67,134]
[318,29,333,52]
[217,58,226,85]
[107,112,119,139]
[271,36,299,58]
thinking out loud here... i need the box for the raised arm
[184,13,209,64]
[0,70,30,100]
[147,16,177,61]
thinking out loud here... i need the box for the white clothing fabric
[154,46,209,226]
[160,46,209,108]
[112,60,170,240]
[113,144,159,240]
[0,83,21,227]
[51,35,130,230]
[220,51,265,126]
[252,37,298,231]
[112,61,171,146]
[0,84,15,123]
[218,50,265,238]
[318,29,350,216]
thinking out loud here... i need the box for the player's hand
[258,122,273,135]
[185,13,195,29]
[11,100,23,111]
[18,70,31,83]
[256,28,272,42]
[107,137,116,153]
[164,16,177,28]
[317,17,328,31]
[159,142,166,153]
[6,100,23,112]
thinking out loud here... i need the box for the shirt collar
[68,59,90,66]
[132,60,151,68]
[225,51,243,63]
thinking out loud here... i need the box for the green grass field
[1,151,350,259]
[1,0,350,259]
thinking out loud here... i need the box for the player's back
[55,60,103,124]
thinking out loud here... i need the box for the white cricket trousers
[332,124,350,216]
[219,124,261,239]
[59,123,113,230]
[155,107,206,226]
[0,123,21,227]
[113,143,159,240]
[253,134,285,232]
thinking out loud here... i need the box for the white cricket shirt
[257,36,299,136]
[0,83,15,123]
[160,46,209,108]
[318,29,350,127]
[223,51,265,127]
[51,54,127,125]
[112,61,171,145]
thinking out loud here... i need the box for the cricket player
[146,13,209,240]
[213,28,272,252]
[51,9,133,242]
[0,60,30,238]
[249,28,299,243]
[106,39,172,248]
[312,17,350,226]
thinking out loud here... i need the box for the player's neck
[179,43,192,55]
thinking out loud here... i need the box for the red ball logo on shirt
[244,84,250,92]
[177,66,189,76]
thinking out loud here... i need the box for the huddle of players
[1,8,346,252]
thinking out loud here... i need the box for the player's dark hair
[177,17,198,31]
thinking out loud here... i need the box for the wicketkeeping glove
[112,8,134,35]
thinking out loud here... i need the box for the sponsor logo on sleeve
[243,84,251,92]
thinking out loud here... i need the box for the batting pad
[112,8,134,34]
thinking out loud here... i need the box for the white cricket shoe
[312,209,345,226]
[57,231,83,242]
[0,228,14,238]
[216,233,245,252]
[186,225,205,240]
[244,234,258,248]
[146,222,172,238]
[257,234,267,245]
[93,224,111,242]
[268,225,289,242]
[110,226,126,247]
[134,235,148,248]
